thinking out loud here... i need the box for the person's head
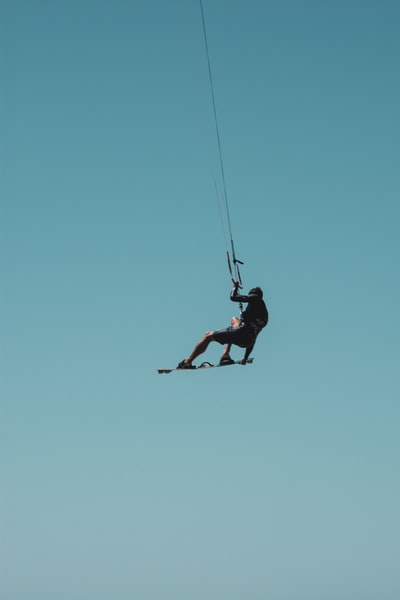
[248,287,263,298]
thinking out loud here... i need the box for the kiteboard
[158,358,253,374]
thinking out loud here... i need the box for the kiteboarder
[177,281,268,369]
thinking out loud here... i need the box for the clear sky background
[2,1,399,599]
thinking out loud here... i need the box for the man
[177,281,268,369]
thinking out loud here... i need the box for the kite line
[199,0,244,287]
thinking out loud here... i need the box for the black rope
[199,0,243,286]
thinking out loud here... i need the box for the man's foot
[219,355,234,365]
[177,360,196,370]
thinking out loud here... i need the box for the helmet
[248,287,263,298]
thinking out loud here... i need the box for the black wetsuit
[231,286,269,339]
[213,286,268,348]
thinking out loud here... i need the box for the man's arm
[240,342,254,365]
[230,281,250,303]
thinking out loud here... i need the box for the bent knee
[203,331,214,340]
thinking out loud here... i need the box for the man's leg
[183,331,215,366]
[220,317,240,361]
[220,344,232,360]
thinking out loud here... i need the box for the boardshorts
[212,324,255,349]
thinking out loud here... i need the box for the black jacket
[230,286,268,337]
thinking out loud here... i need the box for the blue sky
[2,1,400,599]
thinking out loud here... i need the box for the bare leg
[220,317,240,360]
[221,344,232,360]
[184,332,215,365]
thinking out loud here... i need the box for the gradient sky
[2,1,400,599]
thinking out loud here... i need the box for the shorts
[212,324,255,349]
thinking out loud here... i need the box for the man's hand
[232,279,240,288]
[241,343,254,365]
